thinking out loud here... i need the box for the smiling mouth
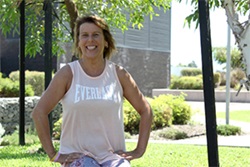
[86,46,97,50]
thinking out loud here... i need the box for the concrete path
[142,134,250,148]
[186,101,250,113]
[187,101,250,133]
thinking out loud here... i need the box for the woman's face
[78,22,107,59]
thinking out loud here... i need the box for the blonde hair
[73,15,116,59]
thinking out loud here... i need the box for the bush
[231,68,246,81]
[217,125,241,136]
[154,94,191,125]
[214,72,221,87]
[9,70,45,96]
[0,76,8,93]
[123,99,141,135]
[158,128,188,140]
[230,68,246,89]
[0,78,34,97]
[219,72,226,86]
[53,117,62,140]
[181,68,202,76]
[124,132,132,139]
[150,96,172,130]
[170,76,203,89]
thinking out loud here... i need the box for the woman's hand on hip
[115,148,144,161]
[55,152,84,164]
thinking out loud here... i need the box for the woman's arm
[31,65,72,159]
[116,65,153,160]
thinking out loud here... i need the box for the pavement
[137,101,250,148]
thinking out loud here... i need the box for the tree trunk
[64,0,78,38]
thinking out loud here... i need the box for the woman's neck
[79,58,106,77]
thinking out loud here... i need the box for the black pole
[19,0,25,146]
[44,0,53,134]
[198,0,219,166]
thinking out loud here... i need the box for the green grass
[0,144,59,167]
[0,142,249,167]
[216,110,250,123]
[200,110,250,123]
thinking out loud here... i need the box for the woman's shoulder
[55,63,73,80]
[112,63,132,85]
[112,63,126,75]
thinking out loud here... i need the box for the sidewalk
[142,101,250,147]
[188,101,250,134]
[144,134,250,148]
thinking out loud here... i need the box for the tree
[176,61,197,67]
[213,47,243,69]
[187,60,198,67]
[175,0,249,29]
[0,0,171,57]
[177,0,250,89]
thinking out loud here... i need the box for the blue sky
[171,1,239,71]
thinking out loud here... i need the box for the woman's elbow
[31,108,39,121]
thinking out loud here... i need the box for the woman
[32,14,153,167]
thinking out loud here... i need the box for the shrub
[181,68,202,76]
[154,94,191,125]
[217,125,241,136]
[230,77,239,89]
[150,96,172,130]
[53,117,62,140]
[214,72,221,88]
[219,71,226,86]
[231,68,246,81]
[124,132,132,139]
[9,70,45,96]
[230,68,246,89]
[123,99,141,135]
[0,72,7,79]
[0,78,34,97]
[170,76,203,89]
[158,128,188,140]
[0,76,7,93]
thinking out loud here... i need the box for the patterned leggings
[67,156,131,167]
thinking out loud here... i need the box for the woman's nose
[87,35,94,41]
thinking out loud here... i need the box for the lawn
[216,110,250,123]
[0,142,249,167]
[200,109,250,123]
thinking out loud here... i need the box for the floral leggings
[66,155,130,167]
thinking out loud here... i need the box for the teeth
[87,46,96,50]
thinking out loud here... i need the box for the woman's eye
[81,34,88,37]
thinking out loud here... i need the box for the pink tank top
[59,60,125,163]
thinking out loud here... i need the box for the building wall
[110,7,171,96]
[112,47,170,97]
[113,7,171,52]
